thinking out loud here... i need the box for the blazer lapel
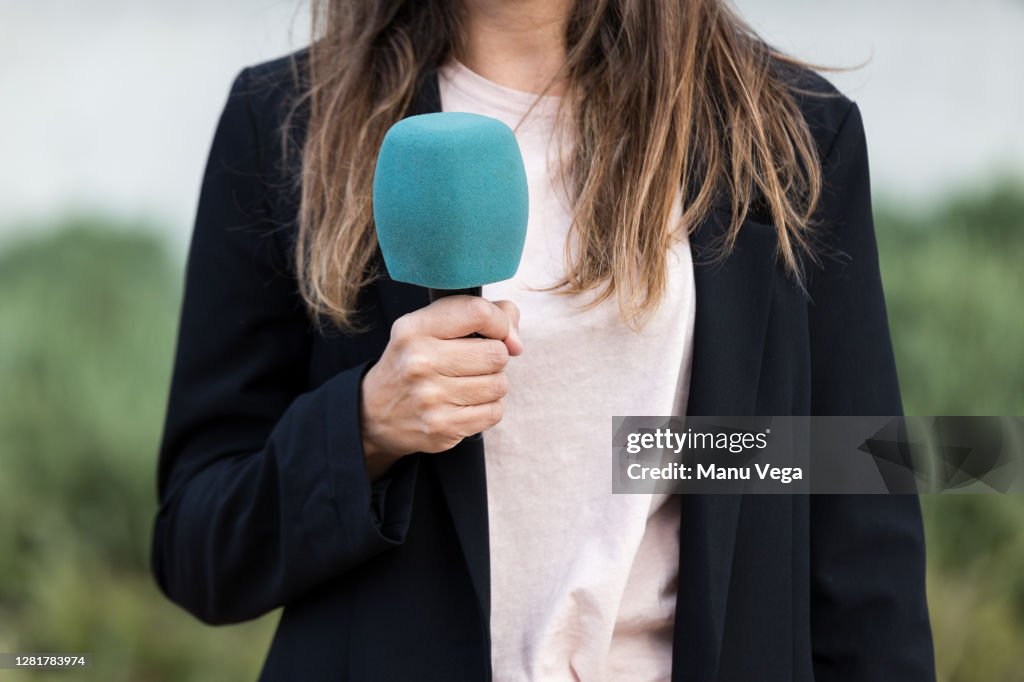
[673,208,779,681]
[374,68,494,641]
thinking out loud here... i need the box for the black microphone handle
[427,286,482,302]
[426,285,485,443]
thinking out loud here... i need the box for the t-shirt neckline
[439,58,562,120]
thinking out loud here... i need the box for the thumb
[491,300,522,356]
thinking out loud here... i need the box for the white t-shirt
[439,58,696,682]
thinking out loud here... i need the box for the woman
[152,0,936,680]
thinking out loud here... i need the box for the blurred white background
[1,0,1022,244]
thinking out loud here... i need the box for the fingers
[432,337,509,377]
[441,372,509,406]
[449,401,505,436]
[491,299,523,356]
[407,296,517,342]
[374,297,520,456]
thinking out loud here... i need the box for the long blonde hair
[292,0,824,330]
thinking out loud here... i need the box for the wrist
[363,439,402,481]
[360,363,403,480]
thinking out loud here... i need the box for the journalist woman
[151,0,936,679]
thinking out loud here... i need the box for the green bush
[877,181,1024,416]
[0,222,275,681]
[876,182,1024,682]
[0,182,1021,680]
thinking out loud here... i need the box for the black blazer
[152,52,935,681]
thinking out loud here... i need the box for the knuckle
[487,400,504,426]
[467,297,492,325]
[419,409,444,437]
[391,314,415,342]
[400,351,430,379]
[414,382,442,406]
[490,373,509,398]
[488,341,510,367]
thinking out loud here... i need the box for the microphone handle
[427,285,485,443]
[427,286,482,302]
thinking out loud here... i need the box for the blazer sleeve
[806,103,936,680]
[151,68,417,625]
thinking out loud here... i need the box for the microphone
[372,112,529,305]
[373,112,528,443]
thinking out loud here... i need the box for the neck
[458,0,572,96]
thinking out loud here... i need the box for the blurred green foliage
[879,181,1024,416]
[0,183,1021,680]
[875,181,1024,682]
[0,223,275,681]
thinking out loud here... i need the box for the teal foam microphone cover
[373,112,529,291]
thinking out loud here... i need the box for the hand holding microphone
[361,296,521,476]
[361,112,529,478]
